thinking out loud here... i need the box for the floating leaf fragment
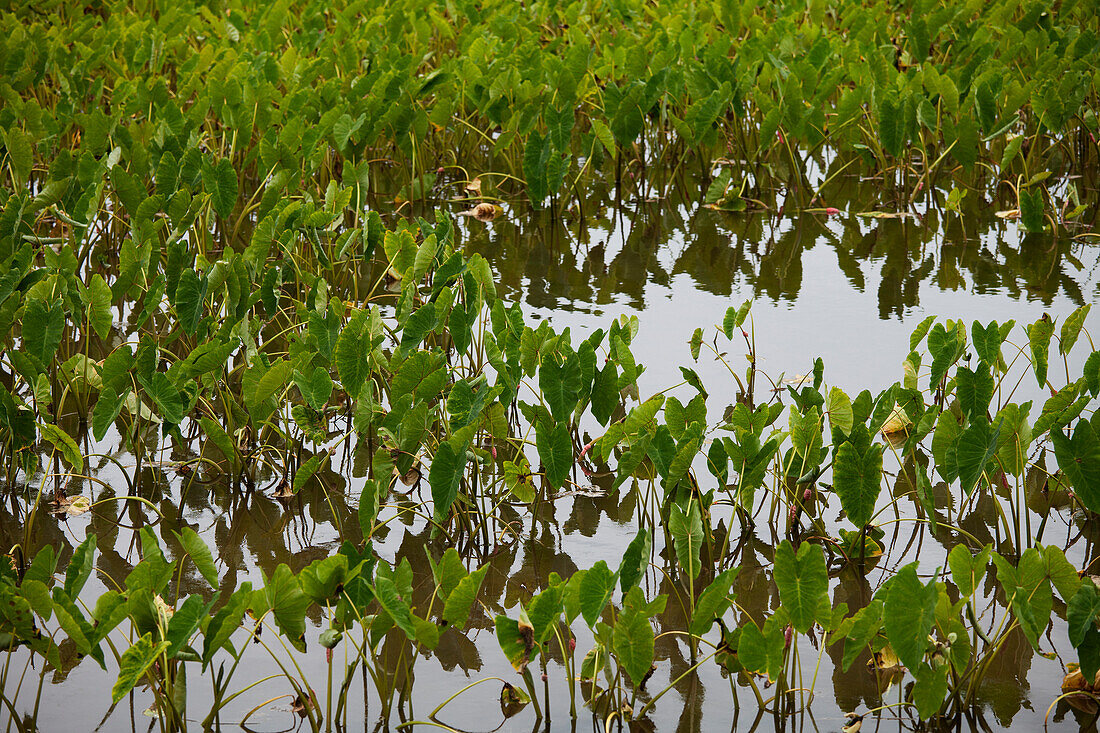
[995,209,1020,220]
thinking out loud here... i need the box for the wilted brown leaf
[458,202,503,222]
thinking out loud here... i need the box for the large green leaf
[618,529,651,594]
[882,564,936,670]
[536,420,572,490]
[429,440,467,523]
[23,298,65,367]
[1053,421,1100,514]
[207,157,238,218]
[613,587,655,687]
[175,528,218,589]
[773,541,828,634]
[689,568,738,636]
[39,423,83,472]
[832,426,883,528]
[579,561,617,627]
[540,352,582,423]
[255,564,310,649]
[443,564,488,628]
[87,273,113,340]
[64,534,96,598]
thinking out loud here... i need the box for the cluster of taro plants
[0,0,1099,731]
[1,0,1097,217]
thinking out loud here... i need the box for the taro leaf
[1087,352,1100,398]
[956,364,994,419]
[495,614,535,672]
[912,663,950,719]
[1068,580,1100,648]
[300,555,349,604]
[840,599,883,672]
[39,423,83,472]
[579,560,617,627]
[399,302,436,349]
[883,563,936,671]
[371,574,417,639]
[52,587,102,666]
[910,315,936,351]
[668,500,704,579]
[358,478,384,537]
[172,267,207,336]
[1080,626,1100,682]
[165,594,207,659]
[827,387,854,436]
[384,230,416,276]
[206,157,238,219]
[25,544,58,585]
[1044,545,1081,602]
[613,587,655,687]
[1019,188,1044,232]
[971,320,1005,366]
[1060,305,1092,357]
[64,535,96,598]
[91,383,127,440]
[540,352,582,423]
[257,564,309,649]
[88,274,113,339]
[927,322,963,390]
[296,366,333,411]
[112,633,170,704]
[773,540,828,634]
[523,132,549,206]
[527,585,565,645]
[591,361,619,426]
[832,425,883,528]
[426,545,466,603]
[947,543,991,599]
[618,528,652,594]
[443,564,488,628]
[136,371,185,425]
[1026,314,1054,387]
[175,528,218,589]
[336,308,374,397]
[547,105,574,152]
[199,416,238,469]
[877,95,905,158]
[413,615,440,649]
[23,298,65,366]
[292,452,328,494]
[994,549,1053,650]
[956,417,1001,495]
[535,420,572,490]
[738,617,785,682]
[1052,421,1100,514]
[689,568,738,636]
[3,127,33,186]
[429,440,467,523]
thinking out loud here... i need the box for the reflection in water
[455,166,1098,322]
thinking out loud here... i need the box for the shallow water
[5,163,1100,733]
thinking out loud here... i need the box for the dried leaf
[458,202,503,221]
